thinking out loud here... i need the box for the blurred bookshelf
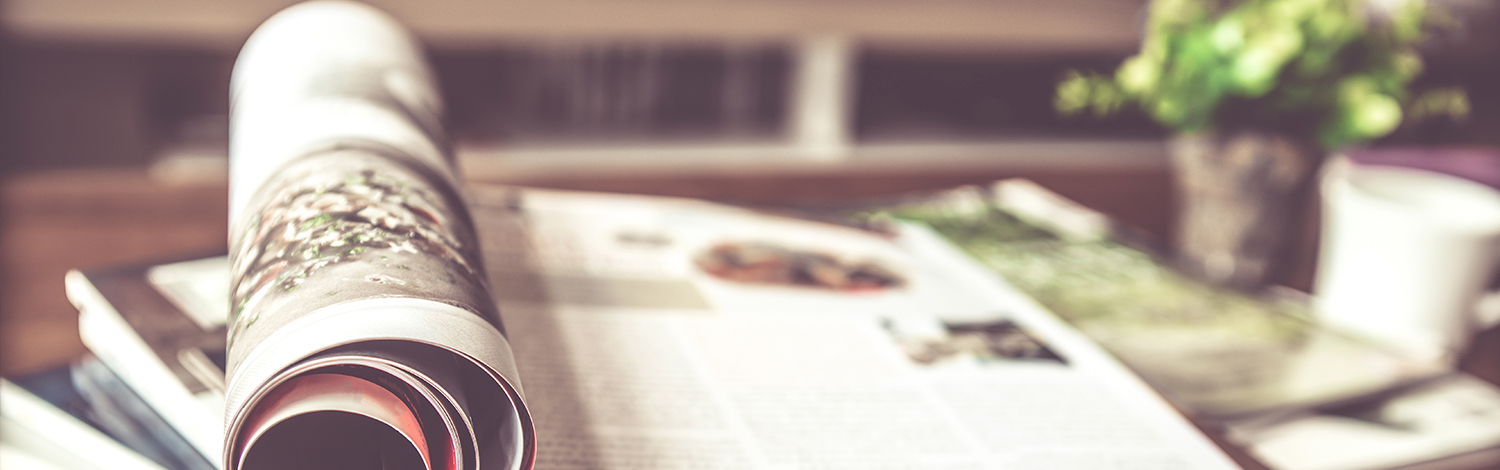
[0,0,1149,52]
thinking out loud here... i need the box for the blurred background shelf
[0,0,1149,52]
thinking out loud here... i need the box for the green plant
[1055,0,1468,149]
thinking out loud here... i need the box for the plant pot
[1170,130,1320,289]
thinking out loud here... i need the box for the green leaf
[1054,71,1095,115]
[1117,54,1162,95]
[1391,50,1423,81]
[1233,47,1285,96]
[1211,17,1246,53]
[1152,96,1189,127]
[1346,92,1403,138]
[1408,87,1471,122]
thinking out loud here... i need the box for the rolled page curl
[224,3,534,470]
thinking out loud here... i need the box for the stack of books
[60,257,227,469]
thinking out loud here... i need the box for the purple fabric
[1347,147,1500,191]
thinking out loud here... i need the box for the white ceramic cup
[1315,156,1500,363]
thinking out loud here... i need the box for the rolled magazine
[224,2,533,469]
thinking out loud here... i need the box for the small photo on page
[884,317,1067,367]
[694,241,906,292]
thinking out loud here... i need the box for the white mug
[1315,156,1500,364]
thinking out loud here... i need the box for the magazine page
[470,186,1242,470]
[222,3,532,469]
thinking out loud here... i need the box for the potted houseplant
[1055,0,1468,289]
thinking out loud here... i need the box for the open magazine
[71,184,1247,470]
